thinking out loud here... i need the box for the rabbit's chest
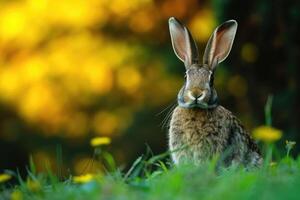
[175,118,229,151]
[169,106,231,163]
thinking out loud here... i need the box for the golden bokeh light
[117,67,142,94]
[241,43,258,63]
[93,112,120,136]
[227,75,248,98]
[190,9,216,43]
[73,156,103,175]
[32,151,57,172]
[0,0,266,174]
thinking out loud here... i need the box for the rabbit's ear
[203,20,237,70]
[169,17,199,67]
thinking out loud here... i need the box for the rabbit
[168,17,263,168]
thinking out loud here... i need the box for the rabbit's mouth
[177,87,218,109]
[177,97,217,109]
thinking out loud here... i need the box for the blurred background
[0,0,299,176]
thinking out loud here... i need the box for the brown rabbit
[168,17,262,168]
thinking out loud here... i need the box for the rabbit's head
[169,17,237,109]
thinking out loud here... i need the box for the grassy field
[1,147,300,200]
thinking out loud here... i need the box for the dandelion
[73,173,94,184]
[11,189,23,200]
[0,173,11,183]
[286,140,296,149]
[90,137,111,147]
[252,126,282,143]
[285,140,296,157]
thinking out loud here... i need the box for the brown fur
[169,106,262,167]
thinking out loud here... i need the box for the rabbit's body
[169,105,262,167]
[167,17,262,168]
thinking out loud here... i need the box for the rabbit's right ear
[203,20,237,70]
[169,17,199,68]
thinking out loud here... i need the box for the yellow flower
[73,173,94,184]
[11,189,23,200]
[285,140,296,156]
[285,140,296,148]
[90,137,111,147]
[252,126,282,143]
[26,179,41,192]
[0,173,11,183]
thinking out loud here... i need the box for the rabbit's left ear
[169,17,199,68]
[203,20,237,70]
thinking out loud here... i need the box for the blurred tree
[213,0,300,154]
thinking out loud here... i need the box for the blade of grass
[29,155,36,176]
[264,95,273,126]
[56,144,63,180]
[123,156,144,181]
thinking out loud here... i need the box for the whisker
[156,100,177,116]
[161,103,177,130]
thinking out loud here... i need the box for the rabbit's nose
[195,92,204,99]
[188,90,204,100]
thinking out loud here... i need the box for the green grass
[1,95,297,200]
[1,150,300,200]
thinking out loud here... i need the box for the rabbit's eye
[208,70,214,86]
[209,75,214,86]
